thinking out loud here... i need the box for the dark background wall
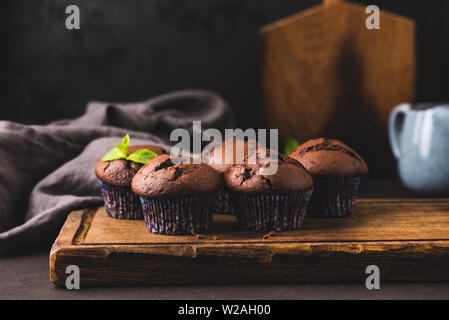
[1,0,448,129]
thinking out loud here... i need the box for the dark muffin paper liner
[140,193,217,235]
[100,181,144,220]
[215,187,234,215]
[230,191,313,232]
[307,176,361,218]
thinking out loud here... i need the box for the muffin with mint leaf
[95,134,165,220]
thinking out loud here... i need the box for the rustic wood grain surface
[50,199,449,286]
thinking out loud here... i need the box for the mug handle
[388,103,411,159]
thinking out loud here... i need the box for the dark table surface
[2,180,449,300]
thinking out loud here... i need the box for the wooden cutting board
[50,199,449,287]
[261,0,415,178]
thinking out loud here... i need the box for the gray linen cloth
[0,90,234,255]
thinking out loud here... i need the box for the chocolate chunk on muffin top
[131,154,222,199]
[95,145,166,187]
[224,152,313,195]
[289,138,368,177]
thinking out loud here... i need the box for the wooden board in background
[50,199,449,287]
[261,0,415,178]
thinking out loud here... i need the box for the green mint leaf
[114,134,130,157]
[284,138,300,155]
[126,149,158,164]
[102,147,127,161]
[115,143,128,157]
[122,134,130,149]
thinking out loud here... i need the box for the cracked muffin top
[131,154,222,198]
[224,152,313,195]
[289,138,368,177]
[95,145,166,187]
[202,138,261,175]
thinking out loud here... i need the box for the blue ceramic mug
[389,103,449,195]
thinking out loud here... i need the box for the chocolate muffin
[289,138,368,218]
[202,138,260,215]
[224,151,314,232]
[96,144,166,220]
[132,154,221,234]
